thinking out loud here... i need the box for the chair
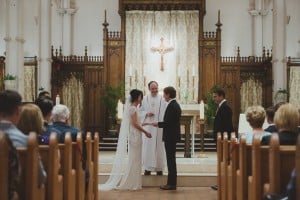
[85,132,94,200]
[72,132,85,200]
[247,134,269,200]
[220,132,229,200]
[227,133,239,200]
[58,132,76,200]
[264,133,296,197]
[236,135,251,200]
[0,132,9,200]
[92,132,99,200]
[217,132,223,200]
[39,132,63,200]
[17,132,45,200]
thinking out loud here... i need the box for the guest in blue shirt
[51,104,80,142]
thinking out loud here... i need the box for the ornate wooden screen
[51,47,104,132]
[220,48,272,131]
[0,56,5,91]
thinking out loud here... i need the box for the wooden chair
[0,132,9,200]
[92,132,99,200]
[17,132,45,200]
[247,134,270,200]
[296,135,300,200]
[72,132,85,200]
[39,132,63,200]
[217,132,223,200]
[58,132,76,200]
[263,133,296,197]
[85,132,94,200]
[236,135,252,200]
[227,133,239,200]
[220,132,229,200]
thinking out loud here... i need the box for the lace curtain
[125,11,199,103]
[62,74,84,130]
[23,65,36,102]
[289,67,300,109]
[240,78,263,113]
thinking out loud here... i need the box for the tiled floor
[99,186,217,200]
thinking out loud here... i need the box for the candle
[55,94,60,105]
[192,65,196,77]
[129,64,133,76]
[117,99,123,119]
[199,100,205,120]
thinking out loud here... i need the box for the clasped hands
[142,122,158,127]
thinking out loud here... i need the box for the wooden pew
[217,132,223,200]
[227,133,239,200]
[72,132,85,200]
[263,133,296,197]
[17,132,45,200]
[58,132,76,200]
[39,133,63,200]
[220,132,229,200]
[297,135,300,200]
[0,132,9,200]
[85,132,94,200]
[247,134,269,200]
[92,132,99,200]
[236,135,252,200]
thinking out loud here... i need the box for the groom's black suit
[158,99,181,186]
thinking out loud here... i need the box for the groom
[153,86,181,190]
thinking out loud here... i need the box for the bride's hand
[145,132,152,138]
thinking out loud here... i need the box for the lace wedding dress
[99,98,142,190]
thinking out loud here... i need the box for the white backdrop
[125,11,199,103]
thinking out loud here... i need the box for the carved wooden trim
[119,0,205,12]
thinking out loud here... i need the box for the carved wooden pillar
[181,115,193,158]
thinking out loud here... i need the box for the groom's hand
[152,122,158,127]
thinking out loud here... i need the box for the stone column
[38,0,52,92]
[272,0,287,93]
[62,0,77,55]
[4,0,24,96]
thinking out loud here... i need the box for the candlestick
[129,64,133,77]
[192,65,196,77]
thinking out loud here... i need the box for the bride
[99,89,152,190]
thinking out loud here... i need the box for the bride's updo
[130,89,143,103]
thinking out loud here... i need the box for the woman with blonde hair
[242,105,271,144]
[17,103,44,135]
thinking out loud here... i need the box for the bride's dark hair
[130,89,143,103]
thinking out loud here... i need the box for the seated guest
[264,106,277,133]
[17,103,45,136]
[261,103,299,145]
[242,105,271,144]
[37,90,51,99]
[51,104,80,142]
[0,90,46,187]
[35,97,62,144]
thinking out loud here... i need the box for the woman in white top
[99,89,152,191]
[242,105,271,144]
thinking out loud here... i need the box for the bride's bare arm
[131,112,152,138]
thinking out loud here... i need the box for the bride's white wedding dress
[99,99,143,191]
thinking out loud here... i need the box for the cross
[151,37,174,71]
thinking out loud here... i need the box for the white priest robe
[140,94,167,171]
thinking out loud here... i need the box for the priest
[140,81,167,175]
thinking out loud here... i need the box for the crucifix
[151,37,174,71]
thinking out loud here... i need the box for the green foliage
[3,74,17,80]
[102,84,124,119]
[204,84,221,127]
[276,88,288,94]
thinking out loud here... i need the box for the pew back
[0,132,9,200]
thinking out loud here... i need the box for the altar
[180,104,202,158]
